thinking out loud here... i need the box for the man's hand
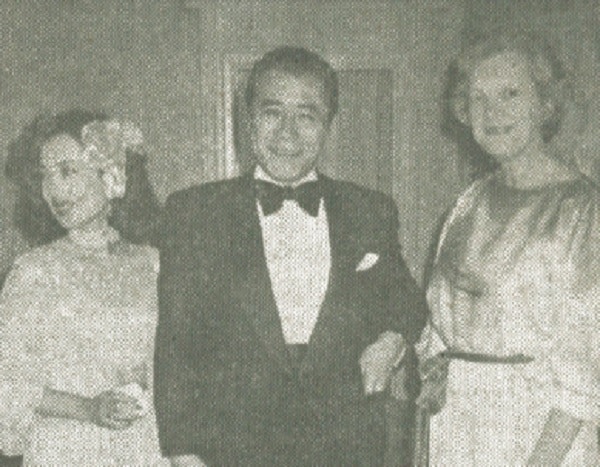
[360,331,406,395]
[415,355,449,414]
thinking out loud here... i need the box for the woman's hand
[526,408,582,466]
[37,387,142,430]
[416,355,449,414]
[86,390,144,430]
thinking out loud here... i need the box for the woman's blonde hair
[449,29,571,142]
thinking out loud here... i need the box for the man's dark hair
[245,46,339,123]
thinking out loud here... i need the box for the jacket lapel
[302,176,362,371]
[228,174,364,375]
[229,175,293,374]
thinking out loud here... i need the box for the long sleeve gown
[0,236,164,466]
[419,174,600,466]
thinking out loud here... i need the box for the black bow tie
[255,180,322,217]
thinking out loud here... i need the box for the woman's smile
[49,198,76,216]
[483,125,514,136]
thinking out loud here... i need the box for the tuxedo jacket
[154,173,428,465]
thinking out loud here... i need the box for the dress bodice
[420,174,600,466]
[427,175,600,360]
[0,237,160,461]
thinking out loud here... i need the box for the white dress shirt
[255,167,331,344]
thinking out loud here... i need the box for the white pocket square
[355,252,379,272]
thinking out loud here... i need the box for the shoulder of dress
[552,177,600,231]
[12,240,65,270]
[443,176,490,223]
[2,242,64,295]
[431,176,491,259]
[461,175,492,201]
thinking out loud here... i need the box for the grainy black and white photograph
[0,1,599,465]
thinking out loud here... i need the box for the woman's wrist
[36,387,94,423]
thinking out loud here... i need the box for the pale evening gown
[419,174,600,466]
[0,234,164,465]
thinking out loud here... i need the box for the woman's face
[41,134,111,232]
[469,51,543,163]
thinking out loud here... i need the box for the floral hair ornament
[80,120,144,199]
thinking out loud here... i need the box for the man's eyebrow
[41,159,83,168]
[257,100,323,113]
[297,104,322,113]
[258,98,283,107]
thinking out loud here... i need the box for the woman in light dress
[0,110,165,465]
[417,31,600,466]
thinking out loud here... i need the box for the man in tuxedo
[155,46,428,466]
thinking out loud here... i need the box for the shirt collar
[254,165,318,187]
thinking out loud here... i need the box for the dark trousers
[0,454,22,467]
[218,398,388,466]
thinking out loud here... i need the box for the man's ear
[102,163,127,199]
[540,99,555,122]
[249,119,259,153]
[324,116,335,130]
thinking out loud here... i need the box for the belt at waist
[440,351,534,364]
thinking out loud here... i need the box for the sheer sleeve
[419,178,600,424]
[0,256,47,455]
[547,293,600,422]
[542,190,600,423]
[416,320,448,363]
[416,180,484,367]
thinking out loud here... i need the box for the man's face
[251,70,331,184]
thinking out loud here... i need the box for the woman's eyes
[470,87,521,105]
[260,107,319,124]
[59,166,79,177]
[41,164,80,179]
[261,107,282,118]
[297,112,317,123]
